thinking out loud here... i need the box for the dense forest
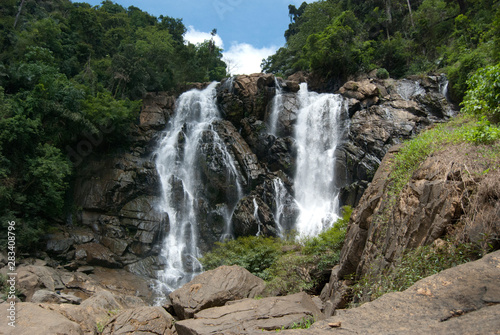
[262,0,500,100]
[0,0,227,247]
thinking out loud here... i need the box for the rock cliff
[44,72,455,286]
[322,136,500,315]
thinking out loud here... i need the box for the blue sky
[80,0,308,74]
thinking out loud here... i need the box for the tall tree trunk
[14,0,26,28]
[385,0,393,40]
[407,0,415,27]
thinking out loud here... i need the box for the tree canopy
[0,0,227,248]
[262,0,500,100]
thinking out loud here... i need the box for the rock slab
[175,292,323,335]
[169,265,266,320]
[102,306,175,335]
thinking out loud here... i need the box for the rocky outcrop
[60,72,455,290]
[0,262,154,305]
[169,265,266,320]
[175,292,323,335]
[217,74,276,128]
[337,74,456,207]
[286,250,500,334]
[322,140,500,314]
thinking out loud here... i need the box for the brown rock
[102,306,175,335]
[0,302,83,334]
[169,265,266,320]
[175,292,324,334]
[307,251,500,335]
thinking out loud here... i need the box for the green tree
[461,63,500,123]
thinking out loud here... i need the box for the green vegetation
[200,207,351,295]
[276,316,315,331]
[349,240,481,306]
[0,0,227,250]
[263,0,500,100]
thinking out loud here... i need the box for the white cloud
[223,43,277,75]
[184,26,277,75]
[184,25,224,48]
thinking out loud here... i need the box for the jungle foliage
[262,0,500,101]
[0,0,227,249]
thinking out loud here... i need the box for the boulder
[175,292,324,334]
[15,265,65,301]
[31,289,82,305]
[169,265,266,319]
[75,243,122,268]
[102,306,175,335]
[0,302,83,334]
[40,290,146,335]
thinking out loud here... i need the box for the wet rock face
[337,74,456,208]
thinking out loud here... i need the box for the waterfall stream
[293,83,346,237]
[268,78,283,136]
[155,82,242,293]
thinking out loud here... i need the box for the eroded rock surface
[170,265,266,320]
[175,292,323,335]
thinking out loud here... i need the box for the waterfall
[439,75,449,100]
[268,78,283,136]
[396,80,425,100]
[155,82,242,293]
[253,198,262,236]
[272,178,287,238]
[293,83,345,237]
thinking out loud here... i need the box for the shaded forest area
[0,0,227,248]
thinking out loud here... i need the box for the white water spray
[155,82,241,294]
[268,78,283,136]
[293,83,346,237]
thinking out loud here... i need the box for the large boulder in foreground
[102,306,175,335]
[175,292,323,335]
[169,265,266,320]
[0,302,83,334]
[285,250,500,334]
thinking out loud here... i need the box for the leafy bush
[461,63,500,124]
[198,236,283,280]
[302,206,351,272]
[376,68,390,79]
[463,118,500,144]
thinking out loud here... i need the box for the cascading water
[293,83,346,237]
[155,82,242,294]
[252,198,262,236]
[268,78,283,136]
[272,178,287,238]
[396,79,425,100]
